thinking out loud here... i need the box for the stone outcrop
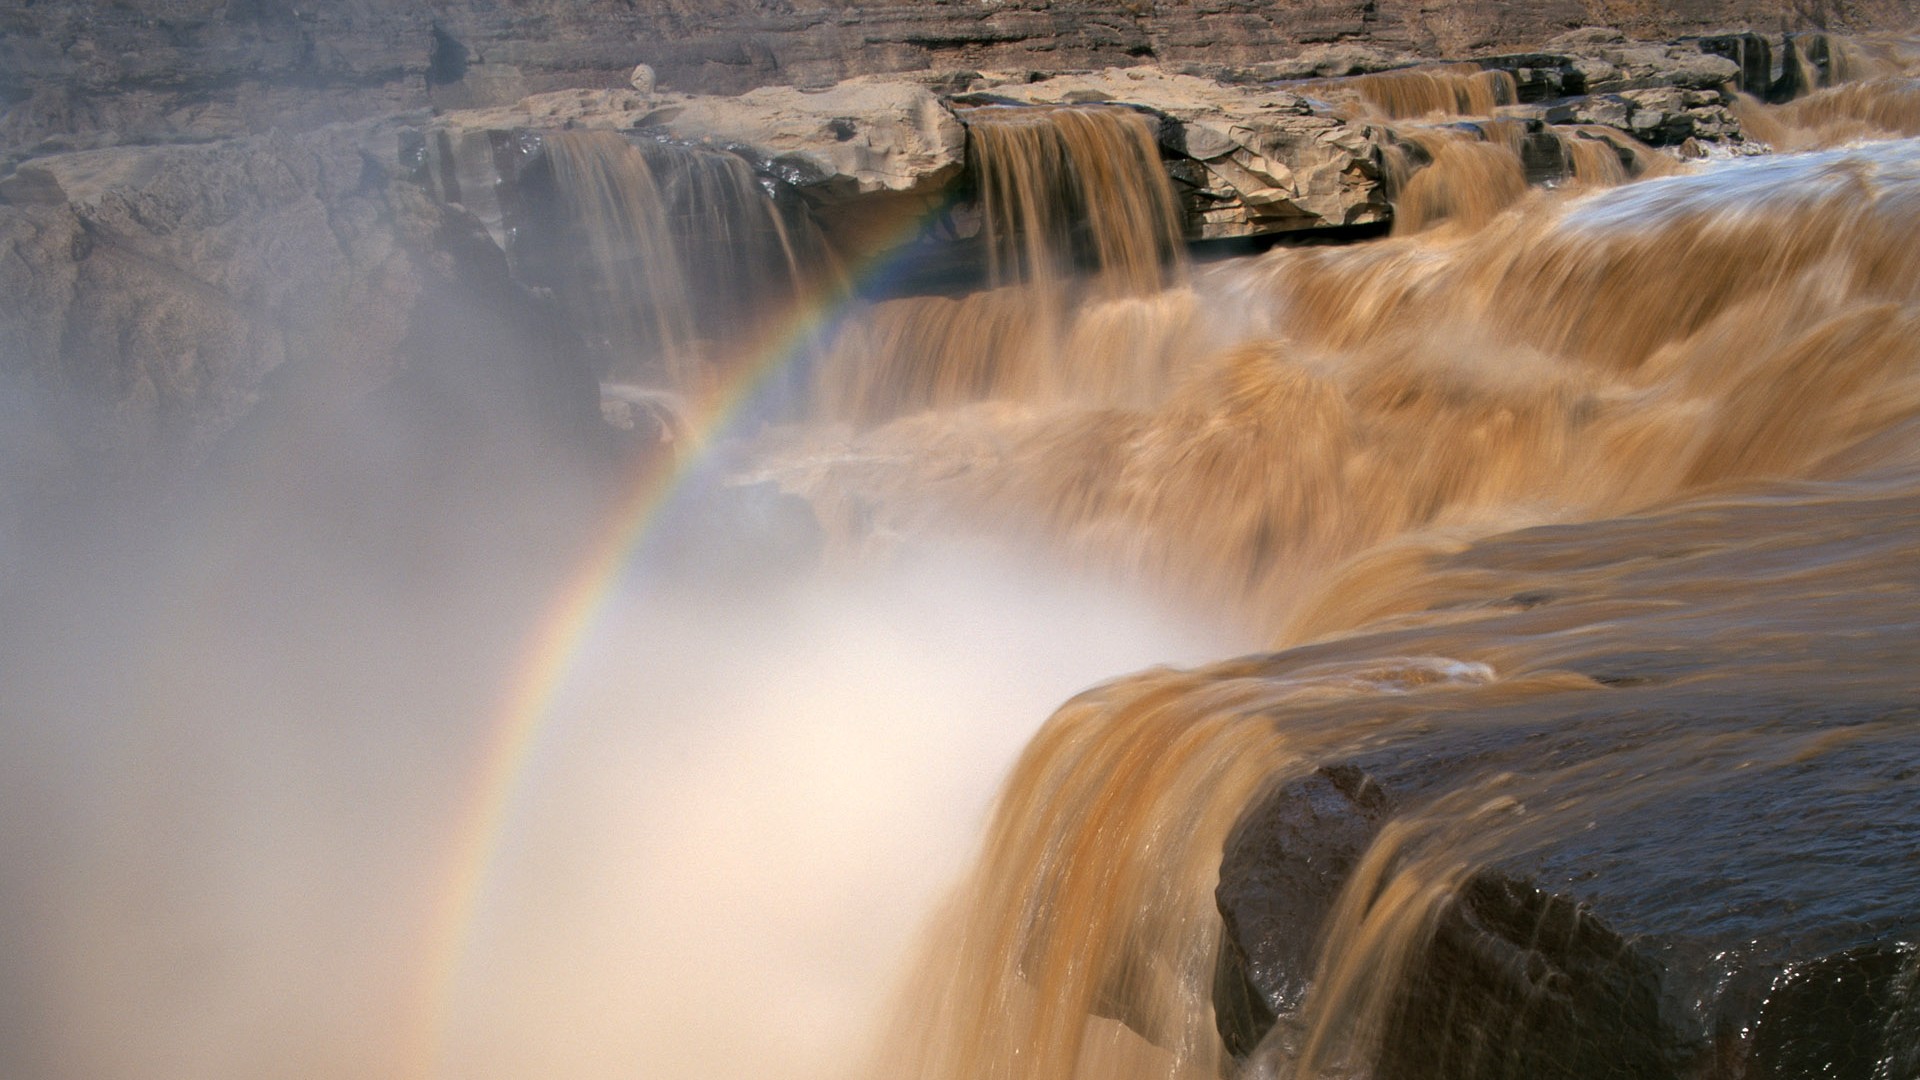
[5,1,1915,155]
[412,64,1382,248]
[1211,485,1920,1080]
[428,78,966,201]
[391,23,1796,260]
[1220,708,1920,1080]
[968,67,1388,236]
[1214,765,1395,1057]
[1546,28,1746,92]
[1692,31,1776,96]
[1543,86,1745,146]
[0,122,595,468]
[656,79,966,199]
[407,77,966,260]
[2,11,1910,461]
[1495,28,1749,146]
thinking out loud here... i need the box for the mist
[0,386,1235,1080]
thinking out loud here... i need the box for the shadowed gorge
[4,13,1920,1080]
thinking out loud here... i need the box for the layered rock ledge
[1212,487,1920,1080]
[1,22,1908,466]
[4,0,1913,152]
[389,26,1805,259]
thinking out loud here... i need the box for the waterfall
[762,131,1920,1080]
[525,131,815,395]
[813,105,1188,423]
[965,105,1186,296]
[1327,64,1520,120]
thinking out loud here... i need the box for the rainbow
[403,194,950,1079]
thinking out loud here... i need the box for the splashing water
[814,105,1188,423]
[761,129,1920,1079]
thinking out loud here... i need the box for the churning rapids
[6,40,1920,1080]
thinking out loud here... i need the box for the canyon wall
[5,0,1915,150]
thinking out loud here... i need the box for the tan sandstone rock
[651,78,967,200]
[977,67,1388,237]
[432,78,966,201]
[0,123,579,464]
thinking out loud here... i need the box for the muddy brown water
[766,86,1920,1080]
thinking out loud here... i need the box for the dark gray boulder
[1217,692,1920,1080]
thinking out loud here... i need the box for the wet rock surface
[1214,489,1920,1080]
[1351,702,1916,1080]
[971,67,1388,236]
[1542,86,1743,146]
[1215,765,1393,1056]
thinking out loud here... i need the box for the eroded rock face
[1215,765,1394,1057]
[1220,705,1920,1080]
[1543,86,1744,146]
[0,3,426,155]
[973,67,1389,236]
[1212,486,1920,1080]
[407,36,1793,262]
[1544,30,1745,92]
[654,78,967,200]
[0,124,595,469]
[412,77,966,270]
[1692,31,1775,96]
[416,65,1383,246]
[6,0,1915,153]
[425,78,967,200]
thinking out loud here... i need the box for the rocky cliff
[4,0,1914,152]
[4,2,1917,484]
[0,120,598,485]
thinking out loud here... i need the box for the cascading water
[813,105,1190,423]
[426,53,1920,1080]
[740,62,1920,1080]
[1319,64,1519,120]
[784,139,1920,640]
[518,130,820,396]
[965,105,1186,295]
[529,131,699,387]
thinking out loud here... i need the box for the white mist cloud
[443,547,1235,1080]
[1,440,1235,1080]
